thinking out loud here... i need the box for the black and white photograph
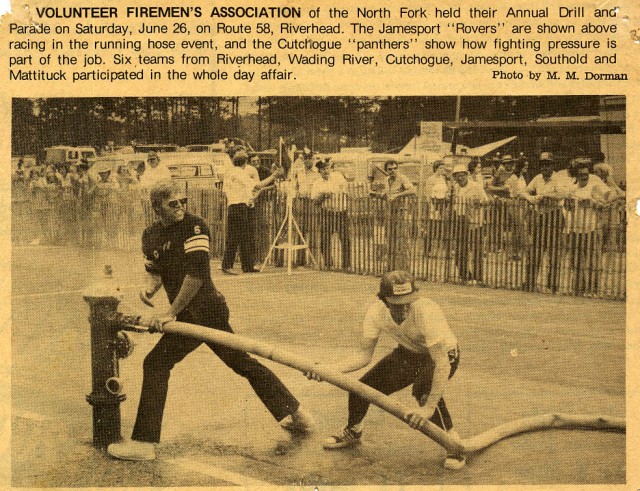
[11,95,626,487]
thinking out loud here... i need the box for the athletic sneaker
[322,426,362,449]
[280,408,315,434]
[443,429,466,470]
[107,440,156,461]
[443,454,466,470]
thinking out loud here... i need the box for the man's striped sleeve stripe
[184,235,210,253]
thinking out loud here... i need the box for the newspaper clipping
[1,0,637,488]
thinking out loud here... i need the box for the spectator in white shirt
[311,158,350,270]
[139,151,172,189]
[221,151,281,274]
[293,151,319,198]
[451,164,489,285]
[563,160,610,295]
[423,160,450,257]
[523,153,564,293]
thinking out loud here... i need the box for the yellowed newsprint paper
[0,0,637,488]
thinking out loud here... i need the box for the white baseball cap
[452,164,469,175]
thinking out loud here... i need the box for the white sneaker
[280,408,315,434]
[443,454,466,470]
[443,429,466,470]
[107,440,156,461]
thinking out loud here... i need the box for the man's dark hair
[384,160,398,172]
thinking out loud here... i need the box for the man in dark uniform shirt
[107,180,314,461]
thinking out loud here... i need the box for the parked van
[161,152,223,189]
[44,146,97,167]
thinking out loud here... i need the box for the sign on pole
[420,121,443,153]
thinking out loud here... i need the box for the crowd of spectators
[12,147,626,297]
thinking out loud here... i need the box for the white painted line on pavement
[167,457,273,487]
[13,410,50,422]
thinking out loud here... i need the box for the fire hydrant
[83,265,133,448]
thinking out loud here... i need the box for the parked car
[44,146,97,168]
[186,143,226,153]
[161,152,223,189]
[133,144,179,153]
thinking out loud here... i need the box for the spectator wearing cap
[562,159,610,295]
[307,270,465,470]
[221,150,282,274]
[522,152,565,293]
[310,158,351,270]
[487,155,516,198]
[451,163,489,285]
[139,151,172,189]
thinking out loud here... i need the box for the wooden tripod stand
[261,181,317,275]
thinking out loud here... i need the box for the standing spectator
[468,159,487,188]
[563,159,610,295]
[139,151,172,189]
[107,180,314,461]
[451,164,488,284]
[523,153,565,293]
[116,165,137,191]
[382,160,416,270]
[592,162,625,252]
[504,159,530,261]
[291,153,319,265]
[293,151,319,198]
[382,160,416,201]
[244,154,261,268]
[308,270,465,470]
[311,158,351,270]
[221,151,281,274]
[487,155,515,198]
[29,168,54,244]
[593,162,625,201]
[92,165,119,247]
[14,158,26,184]
[291,147,313,178]
[423,160,450,258]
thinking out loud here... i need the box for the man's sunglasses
[167,197,188,208]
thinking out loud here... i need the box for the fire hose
[114,313,625,456]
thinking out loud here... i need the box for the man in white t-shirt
[221,151,281,274]
[293,151,319,198]
[563,160,610,295]
[308,270,465,470]
[522,153,565,293]
[311,158,350,269]
[451,164,489,285]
